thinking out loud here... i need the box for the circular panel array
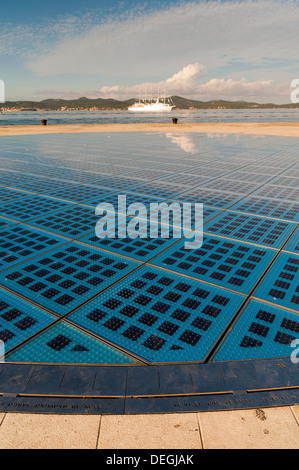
[0,131,297,366]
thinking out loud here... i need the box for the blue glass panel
[213,300,299,361]
[29,205,99,239]
[68,266,244,363]
[254,252,299,311]
[0,195,73,222]
[0,287,56,353]
[131,181,186,199]
[283,229,299,255]
[0,242,139,315]
[0,225,67,270]
[0,217,15,231]
[78,218,182,262]
[173,188,243,209]
[150,235,276,294]
[0,187,28,204]
[252,185,299,202]
[205,211,295,248]
[8,321,137,364]
[230,196,299,223]
[270,176,299,188]
[86,192,165,210]
[197,178,262,194]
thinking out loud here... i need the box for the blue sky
[0,1,177,22]
[0,0,298,103]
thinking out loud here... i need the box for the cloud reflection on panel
[165,133,200,154]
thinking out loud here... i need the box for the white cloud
[194,77,290,101]
[165,63,206,94]
[23,0,299,81]
[165,133,200,154]
[33,62,291,103]
[97,63,290,102]
[3,0,297,102]
[98,63,206,99]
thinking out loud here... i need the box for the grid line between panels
[7,319,140,365]
[148,234,277,295]
[0,242,140,316]
[67,265,245,363]
[212,299,299,362]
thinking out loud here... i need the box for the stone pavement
[1,406,299,449]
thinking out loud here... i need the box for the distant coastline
[1,95,299,112]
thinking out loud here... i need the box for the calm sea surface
[0,108,299,126]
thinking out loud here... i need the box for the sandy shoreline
[0,122,299,137]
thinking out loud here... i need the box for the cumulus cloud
[97,63,290,102]
[194,77,290,101]
[33,61,291,103]
[33,60,291,103]
[165,63,206,95]
[98,63,206,99]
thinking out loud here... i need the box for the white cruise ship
[128,97,174,112]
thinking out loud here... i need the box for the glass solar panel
[254,252,299,312]
[0,132,297,367]
[0,195,73,222]
[0,225,67,270]
[283,229,299,255]
[230,196,299,223]
[213,299,299,361]
[150,235,276,294]
[8,321,138,364]
[204,211,295,248]
[0,286,56,353]
[0,242,139,315]
[68,265,244,363]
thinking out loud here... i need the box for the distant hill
[170,96,299,109]
[0,97,136,111]
[1,95,299,111]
